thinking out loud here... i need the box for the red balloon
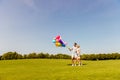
[56,35,61,40]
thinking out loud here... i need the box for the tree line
[82,53,120,60]
[0,52,71,60]
[0,52,120,60]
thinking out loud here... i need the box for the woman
[76,45,82,66]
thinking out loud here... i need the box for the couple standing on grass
[68,43,82,66]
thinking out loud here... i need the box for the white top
[72,46,77,53]
[76,48,80,56]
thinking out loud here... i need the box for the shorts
[71,53,77,59]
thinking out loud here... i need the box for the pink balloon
[56,39,60,42]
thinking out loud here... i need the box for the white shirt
[76,48,80,56]
[72,46,77,53]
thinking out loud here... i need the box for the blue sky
[0,0,120,54]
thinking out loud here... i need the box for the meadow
[0,59,120,80]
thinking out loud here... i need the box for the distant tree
[1,52,22,60]
[89,54,97,60]
[54,54,70,59]
[0,55,2,60]
[27,53,38,59]
[37,52,46,58]
[104,54,111,60]
[97,54,105,60]
[81,54,89,60]
[23,54,28,59]
[49,54,55,59]
[62,54,71,59]
[17,54,23,59]
[54,54,63,59]
[115,53,120,59]
[44,53,50,58]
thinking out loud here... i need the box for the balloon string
[66,46,70,49]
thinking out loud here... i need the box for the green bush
[82,53,120,60]
[1,52,23,60]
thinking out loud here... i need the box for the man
[68,43,77,66]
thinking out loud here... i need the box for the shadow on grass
[67,63,87,66]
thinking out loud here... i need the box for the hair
[74,42,77,47]
[74,43,77,45]
[77,45,80,48]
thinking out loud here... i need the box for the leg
[74,58,77,66]
[72,58,74,66]
[77,57,81,66]
[71,55,74,66]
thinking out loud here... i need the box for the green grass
[0,59,120,80]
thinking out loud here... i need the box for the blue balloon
[62,44,66,47]
[52,39,56,43]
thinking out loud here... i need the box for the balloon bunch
[52,35,67,47]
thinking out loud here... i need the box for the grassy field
[0,59,120,80]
